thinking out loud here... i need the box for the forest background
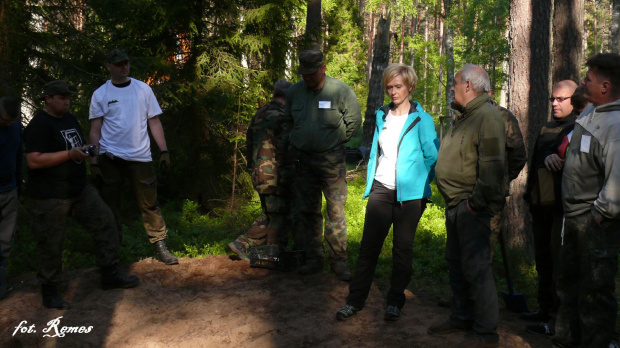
[0,0,619,302]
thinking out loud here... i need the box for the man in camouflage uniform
[488,97,527,259]
[229,79,293,260]
[553,53,620,348]
[284,50,362,281]
[522,80,578,336]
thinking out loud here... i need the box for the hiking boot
[228,239,250,261]
[155,240,179,265]
[457,332,499,348]
[298,259,323,275]
[101,265,140,290]
[330,261,352,282]
[41,284,71,310]
[427,320,469,335]
[384,305,401,321]
[336,304,360,321]
[526,322,554,336]
[520,309,549,322]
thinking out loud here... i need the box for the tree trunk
[362,14,391,148]
[506,0,553,251]
[612,0,620,53]
[367,12,375,83]
[399,15,406,63]
[305,0,322,50]
[436,13,444,116]
[444,0,455,116]
[409,12,418,67]
[552,0,584,83]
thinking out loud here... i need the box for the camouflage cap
[106,48,130,64]
[39,80,77,101]
[297,49,324,75]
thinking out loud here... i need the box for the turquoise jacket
[363,101,439,202]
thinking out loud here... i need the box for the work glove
[159,151,171,173]
[91,164,103,186]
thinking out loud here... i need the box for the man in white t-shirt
[89,49,178,265]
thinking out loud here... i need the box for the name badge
[319,101,331,109]
[580,134,591,153]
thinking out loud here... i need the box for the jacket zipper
[395,115,422,204]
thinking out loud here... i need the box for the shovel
[498,229,529,313]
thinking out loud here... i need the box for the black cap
[39,80,77,101]
[106,49,130,64]
[297,49,324,75]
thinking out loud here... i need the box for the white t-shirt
[374,110,408,189]
[89,78,162,162]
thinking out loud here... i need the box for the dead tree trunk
[362,14,391,148]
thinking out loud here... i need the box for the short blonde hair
[382,63,418,95]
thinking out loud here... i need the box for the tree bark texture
[612,0,620,53]
[506,0,553,251]
[444,0,455,116]
[362,15,391,148]
[305,0,322,50]
[552,0,584,83]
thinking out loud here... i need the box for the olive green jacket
[283,76,362,153]
[436,94,506,214]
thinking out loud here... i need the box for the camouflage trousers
[239,193,292,248]
[553,211,620,348]
[29,185,120,286]
[294,146,348,262]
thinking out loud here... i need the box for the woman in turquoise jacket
[336,63,439,322]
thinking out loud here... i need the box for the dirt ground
[0,255,549,347]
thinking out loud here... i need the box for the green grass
[8,172,539,305]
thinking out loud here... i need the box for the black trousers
[445,199,498,340]
[347,181,425,310]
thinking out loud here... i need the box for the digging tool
[498,229,529,313]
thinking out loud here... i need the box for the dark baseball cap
[39,80,77,101]
[297,49,324,75]
[106,48,130,64]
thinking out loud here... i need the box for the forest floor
[1,255,549,347]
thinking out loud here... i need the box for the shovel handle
[499,229,516,294]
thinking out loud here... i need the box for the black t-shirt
[24,110,87,198]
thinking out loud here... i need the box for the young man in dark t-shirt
[24,80,139,310]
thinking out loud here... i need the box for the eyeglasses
[549,96,571,103]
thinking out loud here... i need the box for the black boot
[155,240,178,265]
[41,284,70,310]
[101,265,140,290]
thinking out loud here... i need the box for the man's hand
[91,164,103,185]
[159,151,171,172]
[467,200,478,215]
[69,146,89,161]
[544,154,564,172]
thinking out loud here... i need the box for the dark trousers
[294,147,348,263]
[553,212,620,348]
[530,205,562,321]
[98,155,167,243]
[445,200,498,340]
[0,189,18,289]
[347,181,425,310]
[30,185,120,285]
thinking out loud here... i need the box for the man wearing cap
[89,49,177,265]
[24,80,139,310]
[283,49,362,281]
[0,95,22,300]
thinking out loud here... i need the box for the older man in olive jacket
[428,64,505,347]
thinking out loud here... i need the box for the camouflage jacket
[489,99,527,195]
[246,100,289,194]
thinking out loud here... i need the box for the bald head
[551,80,578,118]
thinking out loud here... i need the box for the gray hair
[460,64,490,94]
[273,79,292,99]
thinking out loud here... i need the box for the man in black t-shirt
[24,80,139,310]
